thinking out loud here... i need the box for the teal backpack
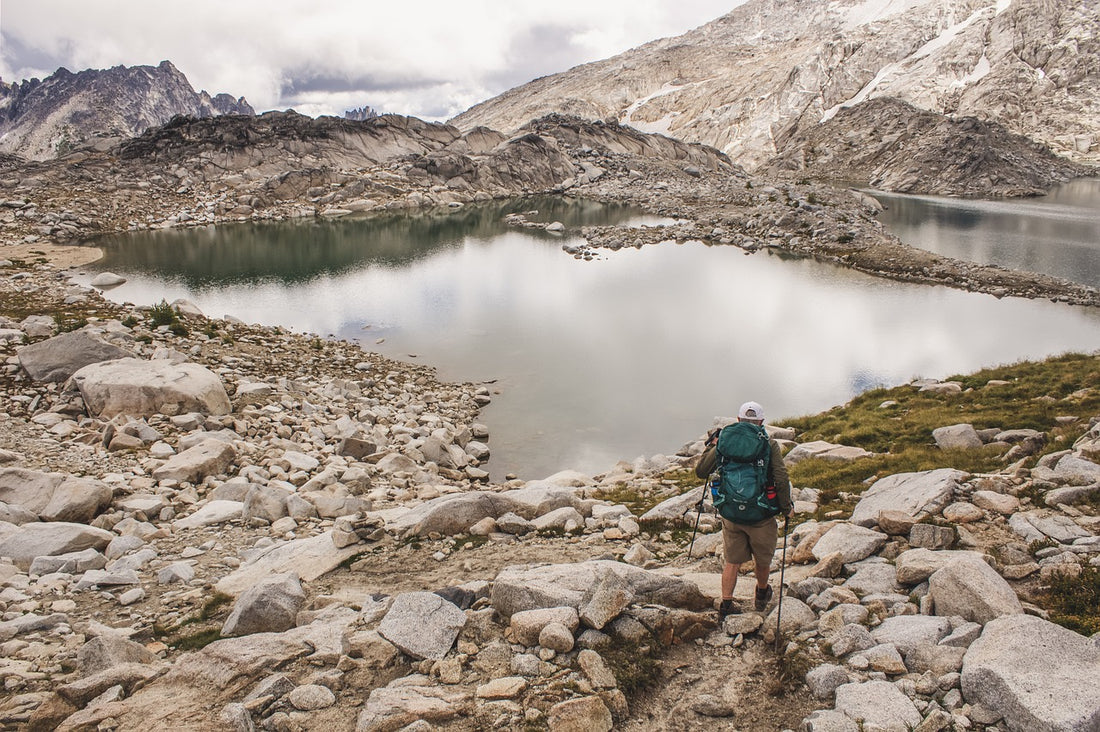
[712,421,779,523]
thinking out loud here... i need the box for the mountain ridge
[452,0,1100,172]
[0,60,254,161]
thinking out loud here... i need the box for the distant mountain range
[453,0,1100,172]
[0,60,253,160]
[1,0,1094,192]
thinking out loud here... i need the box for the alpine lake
[74,185,1100,481]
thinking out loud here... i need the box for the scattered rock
[377,592,467,660]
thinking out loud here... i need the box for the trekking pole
[774,514,790,653]
[684,479,710,559]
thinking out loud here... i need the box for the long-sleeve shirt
[695,438,793,513]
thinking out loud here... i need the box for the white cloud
[0,0,743,119]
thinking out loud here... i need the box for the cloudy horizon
[0,0,743,121]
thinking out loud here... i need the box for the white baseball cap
[738,401,765,422]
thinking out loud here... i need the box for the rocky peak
[344,106,379,121]
[452,0,1100,172]
[0,60,254,161]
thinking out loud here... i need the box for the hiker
[695,400,793,618]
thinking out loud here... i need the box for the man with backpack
[695,401,792,618]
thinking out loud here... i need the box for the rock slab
[962,614,1100,732]
[849,469,963,527]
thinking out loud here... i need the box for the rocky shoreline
[0,112,1097,309]
[0,244,1097,730]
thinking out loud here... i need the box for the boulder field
[0,262,1096,730]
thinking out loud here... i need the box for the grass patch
[155,591,232,649]
[601,634,663,697]
[592,482,660,516]
[592,469,702,517]
[171,628,223,652]
[779,353,1100,500]
[338,551,368,570]
[197,592,233,620]
[458,533,490,550]
[1028,538,1058,555]
[1044,565,1100,635]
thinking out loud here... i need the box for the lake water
[872,178,1100,289]
[77,193,1100,481]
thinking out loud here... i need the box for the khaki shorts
[721,516,778,567]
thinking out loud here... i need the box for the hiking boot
[754,584,773,611]
[718,599,739,618]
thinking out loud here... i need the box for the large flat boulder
[785,440,873,464]
[0,468,112,523]
[172,499,243,530]
[17,330,132,382]
[849,469,964,528]
[109,610,358,728]
[1010,511,1091,544]
[0,522,115,570]
[870,615,952,655]
[356,678,473,732]
[70,358,231,418]
[639,488,706,521]
[501,482,585,518]
[811,523,887,564]
[490,560,709,618]
[387,485,584,538]
[894,548,973,585]
[962,614,1100,732]
[932,424,984,450]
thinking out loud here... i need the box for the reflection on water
[872,178,1100,289]
[90,197,658,287]
[78,197,1100,481]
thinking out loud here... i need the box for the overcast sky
[0,1,741,120]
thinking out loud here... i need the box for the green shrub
[149,299,179,327]
[1045,565,1100,635]
[53,314,88,334]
